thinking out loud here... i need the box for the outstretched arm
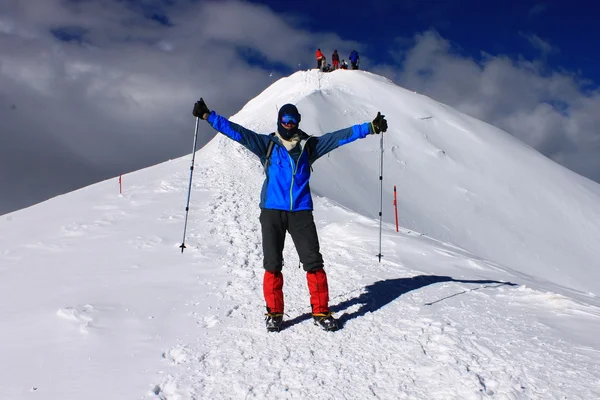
[206,112,268,157]
[193,99,268,158]
[311,123,374,160]
[310,112,387,161]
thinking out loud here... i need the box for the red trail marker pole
[119,175,122,194]
[393,185,399,232]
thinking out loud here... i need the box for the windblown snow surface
[1,70,599,400]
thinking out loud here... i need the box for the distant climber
[332,50,340,70]
[349,50,359,70]
[316,48,324,70]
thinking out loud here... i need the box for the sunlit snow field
[2,70,599,399]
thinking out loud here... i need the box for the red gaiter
[263,271,284,313]
[306,268,330,314]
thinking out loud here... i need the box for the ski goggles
[281,114,299,125]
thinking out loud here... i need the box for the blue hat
[277,104,301,140]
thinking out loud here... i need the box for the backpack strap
[300,137,313,163]
[300,136,314,171]
[263,133,276,173]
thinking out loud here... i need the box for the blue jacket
[206,111,375,211]
[349,51,359,63]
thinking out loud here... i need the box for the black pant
[260,209,324,272]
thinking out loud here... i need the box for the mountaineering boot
[313,312,338,331]
[265,313,284,332]
[306,268,337,330]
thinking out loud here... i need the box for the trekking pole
[377,129,384,262]
[393,185,399,232]
[180,116,201,253]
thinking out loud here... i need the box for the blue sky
[100,0,600,80]
[251,0,598,82]
[1,0,599,215]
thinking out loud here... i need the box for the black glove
[372,112,388,134]
[193,98,210,119]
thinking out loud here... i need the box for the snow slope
[1,69,599,399]
[234,70,600,305]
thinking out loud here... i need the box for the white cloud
[0,0,359,214]
[520,32,557,55]
[1,1,598,215]
[374,30,600,183]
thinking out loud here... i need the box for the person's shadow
[284,275,517,330]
